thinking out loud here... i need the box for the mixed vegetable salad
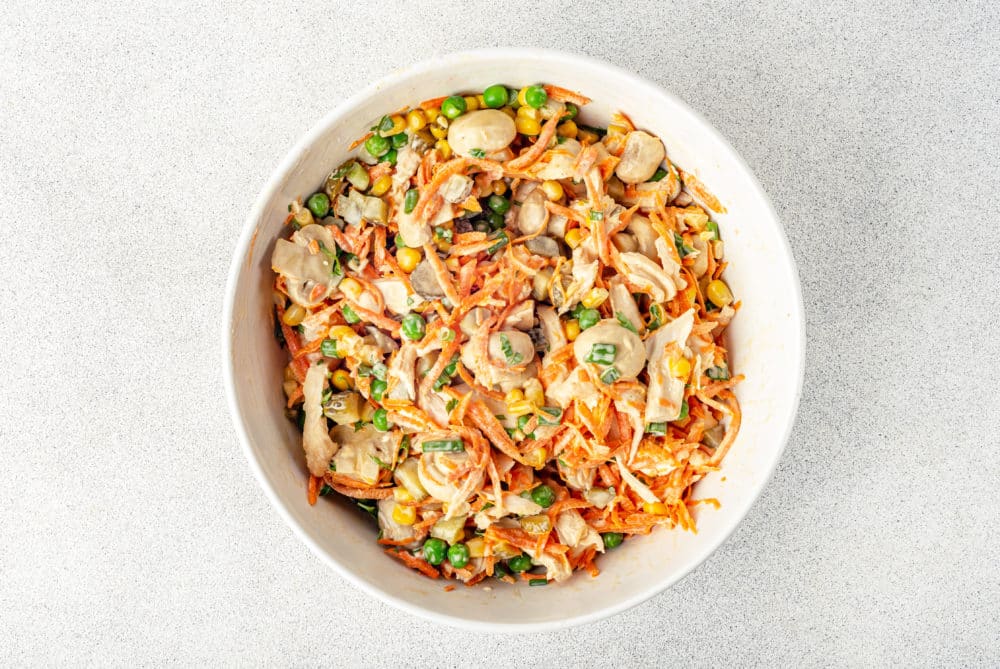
[270,83,742,586]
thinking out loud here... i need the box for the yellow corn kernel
[392,503,416,525]
[515,116,541,136]
[338,277,362,301]
[540,180,564,201]
[499,106,516,120]
[643,502,669,515]
[328,325,356,341]
[380,114,406,137]
[331,369,353,391]
[521,514,552,534]
[281,303,306,326]
[445,256,461,272]
[293,207,314,227]
[557,120,578,138]
[435,139,452,159]
[370,174,392,197]
[475,94,486,107]
[429,124,448,140]
[424,107,440,123]
[491,180,507,196]
[508,400,534,417]
[436,238,452,253]
[564,318,581,341]
[516,105,541,121]
[462,196,482,213]
[564,228,584,249]
[516,86,530,107]
[607,123,629,136]
[463,95,479,111]
[393,487,414,503]
[491,541,520,560]
[415,128,435,146]
[523,379,545,407]
[505,388,525,404]
[360,401,376,422]
[581,287,609,309]
[406,109,427,131]
[466,536,486,558]
[668,356,692,380]
[577,128,599,144]
[396,247,421,273]
[706,279,734,307]
[525,447,547,469]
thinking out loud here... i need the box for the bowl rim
[222,47,806,632]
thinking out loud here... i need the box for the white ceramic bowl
[223,48,804,632]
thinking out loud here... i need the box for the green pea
[487,194,510,214]
[440,95,467,119]
[508,554,532,573]
[525,85,548,109]
[382,148,397,166]
[306,192,330,218]
[403,188,419,214]
[373,408,391,432]
[487,211,505,230]
[577,308,600,330]
[364,134,390,157]
[602,532,624,549]
[422,538,447,565]
[530,484,555,508]
[390,132,408,148]
[401,312,426,341]
[370,379,387,402]
[447,543,470,568]
[482,84,508,109]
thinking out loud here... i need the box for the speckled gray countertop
[2,1,998,666]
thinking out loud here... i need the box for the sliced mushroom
[302,362,339,477]
[690,236,710,278]
[487,330,535,368]
[446,110,517,158]
[409,259,445,299]
[524,235,560,258]
[608,278,644,334]
[364,326,399,354]
[502,300,535,330]
[271,224,342,307]
[460,306,491,337]
[572,319,646,379]
[373,278,420,315]
[627,215,658,259]
[514,187,548,236]
[611,232,638,253]
[615,130,665,184]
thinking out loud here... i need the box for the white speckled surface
[2,1,998,665]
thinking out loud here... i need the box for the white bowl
[223,48,805,632]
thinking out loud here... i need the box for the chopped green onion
[439,327,455,342]
[469,148,486,158]
[706,365,730,380]
[403,188,420,214]
[528,578,548,587]
[422,439,465,452]
[585,343,617,365]
[649,167,667,182]
[434,226,453,243]
[615,312,638,333]
[445,398,458,413]
[706,221,720,240]
[377,115,394,133]
[371,362,388,380]
[676,400,689,422]
[673,231,694,258]
[342,305,360,324]
[319,484,334,496]
[499,333,523,364]
[589,210,604,221]
[357,364,372,377]
[320,338,340,358]
[646,422,667,436]
[600,366,621,384]
[487,230,509,254]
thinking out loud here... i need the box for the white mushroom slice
[531,139,581,180]
[627,215,658,259]
[644,308,695,423]
[271,225,341,307]
[446,109,517,158]
[536,306,567,365]
[524,236,560,258]
[377,498,420,547]
[690,236,710,278]
[615,130,665,184]
[409,259,445,299]
[555,509,604,553]
[572,319,646,379]
[611,232,638,253]
[440,174,474,204]
[546,365,600,410]
[373,278,419,315]
[459,306,491,337]
[386,343,417,401]
[461,331,538,391]
[619,251,677,302]
[546,213,569,238]
[654,237,685,292]
[514,187,548,236]
[302,362,338,477]
[330,424,396,485]
[608,277,644,334]
[487,330,535,368]
[501,300,535,330]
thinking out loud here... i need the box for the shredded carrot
[307,475,320,506]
